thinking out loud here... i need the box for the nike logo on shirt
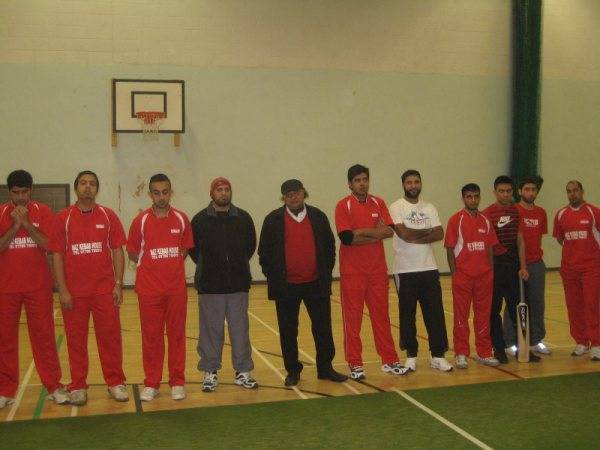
[497,216,511,228]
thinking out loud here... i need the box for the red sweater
[284,212,318,283]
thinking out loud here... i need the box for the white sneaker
[0,396,15,409]
[139,387,159,402]
[531,342,551,355]
[171,386,186,400]
[381,362,410,376]
[590,346,600,361]
[234,372,258,389]
[349,366,366,380]
[506,345,518,357]
[455,355,468,369]
[404,357,417,372]
[571,344,590,357]
[108,385,129,402]
[430,357,453,372]
[476,355,500,367]
[48,387,69,405]
[202,372,218,392]
[69,389,87,406]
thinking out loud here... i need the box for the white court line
[70,406,78,417]
[391,388,493,450]
[250,343,307,399]
[248,311,361,395]
[6,309,60,422]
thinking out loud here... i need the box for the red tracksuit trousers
[0,290,62,397]
[62,293,125,390]
[340,272,399,366]
[138,292,187,389]
[451,270,494,358]
[560,267,600,347]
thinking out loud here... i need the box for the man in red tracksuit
[0,170,68,410]
[50,170,128,406]
[553,180,600,361]
[127,173,194,402]
[335,164,408,380]
[445,183,500,369]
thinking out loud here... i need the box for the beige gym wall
[1,1,523,283]
[538,0,600,266]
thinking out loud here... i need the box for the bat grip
[519,277,525,303]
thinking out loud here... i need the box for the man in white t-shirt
[389,170,452,372]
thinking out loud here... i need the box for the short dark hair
[461,183,480,196]
[149,173,171,189]
[347,164,369,182]
[7,170,33,189]
[401,169,421,184]
[567,180,583,190]
[494,175,513,189]
[74,170,99,190]
[519,175,544,190]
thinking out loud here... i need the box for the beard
[213,197,231,207]
[404,188,421,199]
[521,196,535,205]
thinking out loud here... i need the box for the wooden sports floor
[2,271,598,422]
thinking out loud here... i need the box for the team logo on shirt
[524,218,539,227]
[96,224,105,229]
[371,213,379,218]
[32,222,39,227]
[170,228,181,234]
[9,237,37,249]
[71,242,103,255]
[580,220,589,224]
[497,216,511,228]
[478,228,487,233]
[150,247,180,259]
[406,210,429,227]
[565,231,587,241]
[467,241,485,251]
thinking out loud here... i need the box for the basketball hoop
[135,111,166,140]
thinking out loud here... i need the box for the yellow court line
[248,310,361,395]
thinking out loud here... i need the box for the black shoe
[284,373,300,387]
[494,349,509,364]
[317,369,348,383]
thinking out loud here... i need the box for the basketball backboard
[112,79,185,133]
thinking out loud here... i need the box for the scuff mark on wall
[133,178,145,197]
[117,183,122,212]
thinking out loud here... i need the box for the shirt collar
[286,206,307,223]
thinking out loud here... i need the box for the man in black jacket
[190,177,258,392]
[258,179,347,386]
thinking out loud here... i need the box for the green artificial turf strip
[0,392,472,450]
[1,372,598,449]
[408,371,600,450]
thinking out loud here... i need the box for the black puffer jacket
[190,203,256,294]
[258,205,335,300]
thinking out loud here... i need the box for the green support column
[511,0,542,182]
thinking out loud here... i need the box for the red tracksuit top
[48,204,127,297]
[127,207,194,296]
[335,194,393,276]
[553,202,600,271]
[0,201,54,293]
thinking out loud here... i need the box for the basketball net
[135,111,166,141]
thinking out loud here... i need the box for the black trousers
[393,270,448,358]
[274,281,336,375]
[490,260,519,352]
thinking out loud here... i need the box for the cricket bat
[517,278,530,362]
